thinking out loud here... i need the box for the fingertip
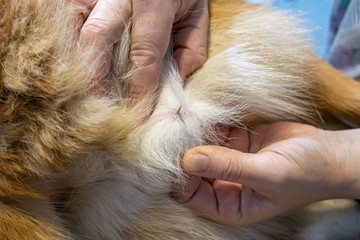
[173,49,187,78]
[182,148,211,173]
[182,146,225,168]
[174,48,207,78]
[173,0,209,77]
[182,145,234,176]
[129,75,159,103]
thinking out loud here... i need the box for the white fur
[11,1,359,239]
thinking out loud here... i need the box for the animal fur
[1,0,360,239]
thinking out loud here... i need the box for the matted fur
[1,0,360,239]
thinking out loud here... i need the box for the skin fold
[1,0,360,239]
[174,122,360,226]
[72,0,209,99]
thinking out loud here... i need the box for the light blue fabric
[326,0,360,80]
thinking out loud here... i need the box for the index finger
[129,0,179,101]
[80,0,131,92]
[173,0,209,78]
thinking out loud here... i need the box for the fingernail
[183,151,210,172]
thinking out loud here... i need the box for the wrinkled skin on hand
[71,0,209,99]
[173,122,360,226]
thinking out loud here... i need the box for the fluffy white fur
[1,0,360,239]
[56,5,360,240]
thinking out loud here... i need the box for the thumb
[182,146,267,185]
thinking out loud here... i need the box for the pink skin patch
[176,105,184,121]
[172,104,192,122]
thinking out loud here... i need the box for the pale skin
[70,0,360,227]
[71,0,209,99]
[173,122,360,226]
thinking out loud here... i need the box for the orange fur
[0,0,360,239]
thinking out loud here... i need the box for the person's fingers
[182,146,273,185]
[129,0,178,101]
[183,179,219,218]
[80,0,131,91]
[173,0,208,77]
[81,0,130,45]
[172,175,202,203]
[173,0,209,78]
[70,0,95,27]
[176,177,277,226]
[211,180,242,224]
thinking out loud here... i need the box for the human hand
[72,0,209,99]
[173,122,360,226]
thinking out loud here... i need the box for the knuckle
[134,0,177,15]
[219,152,243,182]
[130,41,163,68]
[82,18,111,36]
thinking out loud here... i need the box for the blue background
[246,0,334,58]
